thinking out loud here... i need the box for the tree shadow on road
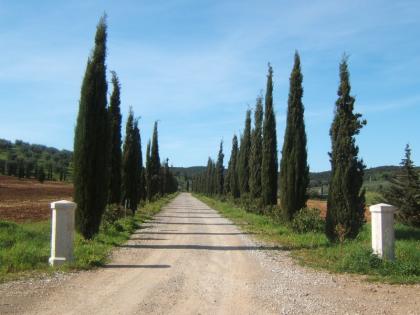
[173,211,215,214]
[118,244,283,251]
[146,221,247,226]
[155,216,222,219]
[103,264,171,269]
[130,237,168,241]
[132,231,254,236]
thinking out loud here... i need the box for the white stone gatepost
[49,200,77,266]
[369,203,396,261]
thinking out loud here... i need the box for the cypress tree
[216,141,224,195]
[73,16,110,239]
[279,52,309,221]
[161,158,169,194]
[150,122,161,199]
[108,71,122,204]
[384,144,420,227]
[134,121,145,202]
[224,160,231,195]
[133,119,142,208]
[261,64,278,206]
[249,95,263,199]
[238,110,252,195]
[206,158,212,195]
[228,135,240,198]
[121,110,142,214]
[145,140,152,201]
[326,56,366,242]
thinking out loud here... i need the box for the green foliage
[108,71,122,204]
[206,158,217,195]
[249,96,263,199]
[143,126,177,200]
[279,52,309,221]
[384,145,420,227]
[150,122,161,199]
[215,141,224,195]
[0,138,72,181]
[291,208,324,233]
[145,141,152,200]
[196,195,420,284]
[102,203,126,226]
[365,191,384,205]
[238,110,251,195]
[135,122,146,201]
[73,15,110,239]
[161,158,178,195]
[122,108,142,213]
[326,56,366,242]
[228,135,240,198]
[261,64,278,206]
[37,165,45,183]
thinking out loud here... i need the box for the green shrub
[239,195,264,214]
[102,204,126,225]
[291,207,325,233]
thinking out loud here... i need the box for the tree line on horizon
[0,139,72,182]
[193,52,375,242]
[73,16,177,239]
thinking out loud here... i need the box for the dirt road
[1,193,419,314]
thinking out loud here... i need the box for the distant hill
[309,165,416,187]
[0,138,72,181]
[172,165,408,182]
[170,166,206,178]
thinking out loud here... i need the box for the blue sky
[0,0,419,171]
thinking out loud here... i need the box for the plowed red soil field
[0,175,73,222]
[307,199,371,221]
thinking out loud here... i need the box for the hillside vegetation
[0,139,72,182]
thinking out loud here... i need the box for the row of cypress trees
[192,52,367,242]
[73,16,177,239]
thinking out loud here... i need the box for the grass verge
[195,194,420,284]
[0,193,177,283]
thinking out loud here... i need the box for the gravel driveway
[1,193,419,314]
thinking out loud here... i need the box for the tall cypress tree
[145,140,152,201]
[261,64,278,206]
[238,110,252,195]
[150,122,161,199]
[133,119,143,207]
[73,16,110,239]
[249,96,263,199]
[134,121,145,202]
[228,135,240,198]
[206,158,214,195]
[108,71,122,204]
[121,109,141,214]
[279,52,309,221]
[216,140,224,195]
[326,56,366,242]
[384,144,420,227]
